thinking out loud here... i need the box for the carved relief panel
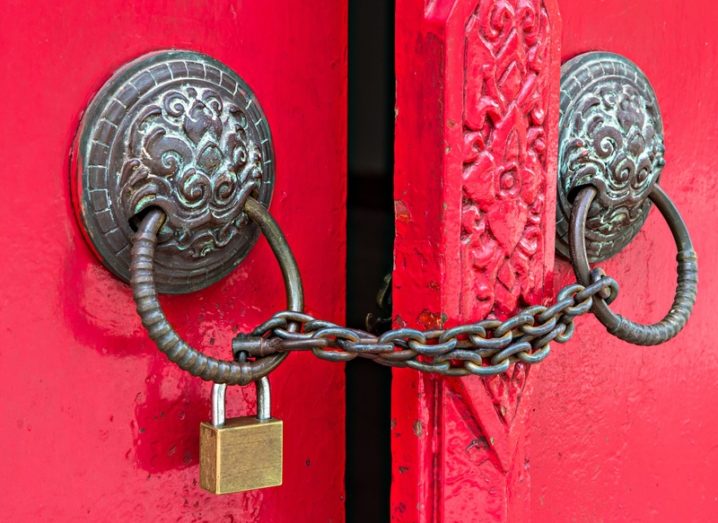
[393,1,560,520]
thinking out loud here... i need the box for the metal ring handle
[130,197,304,384]
[570,185,698,345]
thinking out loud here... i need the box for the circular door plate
[73,50,274,293]
[556,52,665,262]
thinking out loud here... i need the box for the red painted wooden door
[392,1,718,522]
[0,1,346,521]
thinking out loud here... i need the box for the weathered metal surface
[130,199,302,385]
[570,185,697,345]
[556,52,664,262]
[235,273,618,374]
[130,197,304,385]
[74,50,275,294]
[0,1,347,520]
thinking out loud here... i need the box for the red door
[392,0,717,522]
[0,1,346,521]
[2,1,716,521]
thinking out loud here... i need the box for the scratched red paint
[393,0,718,521]
[0,1,346,521]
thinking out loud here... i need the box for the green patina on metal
[556,52,665,262]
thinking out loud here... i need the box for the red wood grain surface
[0,1,347,521]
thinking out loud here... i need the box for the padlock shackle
[212,383,227,426]
[212,377,271,426]
[255,377,271,421]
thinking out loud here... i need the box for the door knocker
[557,52,697,345]
[73,50,697,494]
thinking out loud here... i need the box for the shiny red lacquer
[392,0,718,522]
[532,1,718,521]
[0,1,347,521]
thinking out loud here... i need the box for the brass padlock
[199,377,283,494]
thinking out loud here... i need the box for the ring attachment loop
[130,198,304,385]
[570,185,698,345]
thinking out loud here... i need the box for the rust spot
[394,200,411,223]
[418,309,445,329]
[413,420,424,437]
[398,466,410,474]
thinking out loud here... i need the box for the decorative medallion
[556,52,664,262]
[73,50,274,293]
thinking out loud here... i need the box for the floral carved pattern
[462,0,550,325]
[437,2,556,519]
[391,1,558,519]
[121,86,265,258]
[459,0,552,427]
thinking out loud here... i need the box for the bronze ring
[130,198,304,384]
[570,185,698,345]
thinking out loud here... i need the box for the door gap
[346,0,395,521]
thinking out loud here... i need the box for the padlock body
[200,416,283,494]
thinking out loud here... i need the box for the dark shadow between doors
[346,1,395,521]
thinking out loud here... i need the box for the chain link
[131,193,693,383]
[232,270,619,377]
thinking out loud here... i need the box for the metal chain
[130,185,694,382]
[232,270,619,377]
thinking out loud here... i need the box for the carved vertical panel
[393,0,560,521]
[461,1,553,320]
